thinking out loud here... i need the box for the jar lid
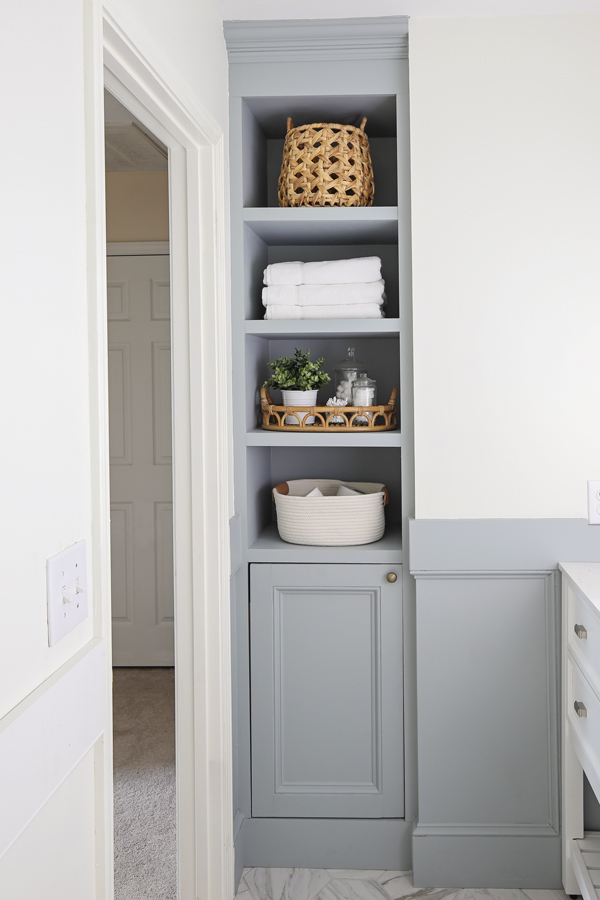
[334,347,366,373]
[353,375,376,387]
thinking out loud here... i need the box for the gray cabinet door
[250,563,403,818]
[416,573,559,831]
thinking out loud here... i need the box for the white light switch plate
[588,481,600,525]
[46,540,88,646]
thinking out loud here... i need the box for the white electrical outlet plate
[588,481,600,525]
[46,540,88,646]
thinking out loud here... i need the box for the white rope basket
[272,479,388,546]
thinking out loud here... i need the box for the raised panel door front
[107,253,173,666]
[250,563,403,818]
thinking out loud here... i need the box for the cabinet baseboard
[244,817,412,870]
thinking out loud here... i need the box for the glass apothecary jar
[352,375,377,424]
[334,347,366,402]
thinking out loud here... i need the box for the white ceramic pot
[281,389,319,425]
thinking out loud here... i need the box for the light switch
[46,540,88,646]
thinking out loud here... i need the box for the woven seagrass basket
[272,479,387,546]
[278,117,374,208]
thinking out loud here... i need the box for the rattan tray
[260,387,397,432]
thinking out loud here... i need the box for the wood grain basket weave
[278,117,374,207]
[273,479,388,546]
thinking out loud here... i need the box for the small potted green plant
[264,348,330,424]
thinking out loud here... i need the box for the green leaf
[263,348,330,391]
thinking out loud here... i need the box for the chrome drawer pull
[574,701,588,718]
[574,623,588,639]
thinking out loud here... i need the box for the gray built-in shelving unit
[225,17,415,882]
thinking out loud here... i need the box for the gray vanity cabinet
[250,563,404,819]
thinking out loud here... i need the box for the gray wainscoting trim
[223,18,409,63]
[234,814,246,895]
[229,514,242,575]
[234,809,244,841]
[413,824,558,837]
[244,817,411,870]
[409,518,600,572]
[412,833,562,889]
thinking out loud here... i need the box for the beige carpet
[113,667,176,900]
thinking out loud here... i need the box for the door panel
[107,254,173,665]
[250,563,403,818]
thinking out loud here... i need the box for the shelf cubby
[245,335,401,434]
[243,232,399,321]
[246,445,402,552]
[241,94,398,209]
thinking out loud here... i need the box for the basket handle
[387,387,398,406]
[382,486,389,506]
[360,117,368,132]
[273,482,289,501]
[261,386,274,407]
[287,117,294,132]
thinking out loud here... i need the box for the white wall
[0,752,96,900]
[0,0,229,894]
[0,0,93,721]
[410,13,600,518]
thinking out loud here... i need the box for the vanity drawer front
[568,656,600,785]
[567,585,600,690]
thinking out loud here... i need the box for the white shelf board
[246,429,402,448]
[248,522,403,564]
[242,206,398,245]
[572,834,600,900]
[245,318,400,338]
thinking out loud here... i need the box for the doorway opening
[104,87,176,900]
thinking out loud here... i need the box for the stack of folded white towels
[262,256,386,320]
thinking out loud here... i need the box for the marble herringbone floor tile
[243,867,330,900]
[235,869,567,900]
[523,891,570,900]
[315,878,391,900]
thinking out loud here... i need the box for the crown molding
[223,17,409,62]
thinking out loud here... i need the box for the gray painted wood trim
[229,515,242,575]
[412,834,562,889]
[223,18,409,63]
[410,518,600,572]
[413,824,558,837]
[244,817,411,870]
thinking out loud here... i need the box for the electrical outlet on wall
[46,540,88,645]
[587,481,600,525]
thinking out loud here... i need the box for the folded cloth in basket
[262,280,386,307]
[263,256,381,286]
[264,303,384,320]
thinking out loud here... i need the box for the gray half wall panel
[406,517,597,889]
[409,518,600,572]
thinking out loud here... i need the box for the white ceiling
[104,90,167,173]
[218,0,600,19]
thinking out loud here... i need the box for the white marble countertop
[559,562,600,616]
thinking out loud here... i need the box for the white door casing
[107,251,174,666]
[102,10,233,900]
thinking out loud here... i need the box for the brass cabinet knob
[574,700,588,718]
[386,572,397,583]
[574,623,588,639]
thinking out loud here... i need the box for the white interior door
[107,252,174,665]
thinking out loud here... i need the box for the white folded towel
[264,303,384,320]
[336,484,363,497]
[262,280,386,307]
[263,257,381,286]
[305,486,324,498]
